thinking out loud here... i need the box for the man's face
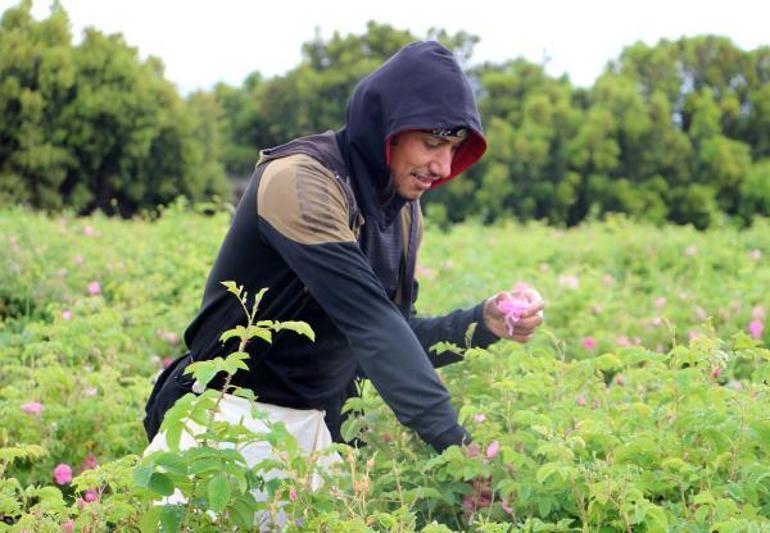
[389,131,465,200]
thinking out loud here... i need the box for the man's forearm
[408,302,500,368]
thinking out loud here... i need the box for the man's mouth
[412,173,435,189]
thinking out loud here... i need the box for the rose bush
[0,205,769,530]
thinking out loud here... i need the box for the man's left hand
[482,285,545,343]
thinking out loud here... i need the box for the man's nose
[429,148,453,179]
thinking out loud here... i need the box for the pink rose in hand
[496,296,530,336]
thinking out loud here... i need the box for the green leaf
[246,326,272,343]
[154,453,188,476]
[341,416,367,443]
[220,281,242,298]
[208,473,231,513]
[274,320,315,341]
[159,504,185,533]
[139,505,161,533]
[165,423,183,452]
[149,472,175,497]
[134,464,153,487]
[232,494,258,529]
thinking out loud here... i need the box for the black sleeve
[259,220,471,452]
[407,280,500,368]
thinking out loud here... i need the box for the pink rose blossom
[711,367,723,379]
[465,443,481,458]
[602,274,615,286]
[54,464,73,485]
[83,490,98,502]
[688,331,701,342]
[616,336,631,347]
[87,281,101,296]
[654,297,667,308]
[289,488,298,502]
[486,440,499,459]
[73,255,84,265]
[22,402,44,415]
[474,413,486,423]
[582,336,597,350]
[83,225,94,236]
[62,519,75,533]
[82,454,97,470]
[651,316,662,327]
[501,499,514,514]
[559,275,579,289]
[749,320,764,339]
[62,310,72,321]
[577,395,587,406]
[496,296,530,336]
[614,374,625,386]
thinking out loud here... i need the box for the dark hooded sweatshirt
[144,41,497,452]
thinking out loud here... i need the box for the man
[144,41,544,455]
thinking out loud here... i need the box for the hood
[335,41,487,225]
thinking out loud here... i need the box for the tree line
[2,1,769,227]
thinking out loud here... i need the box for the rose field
[1,204,769,532]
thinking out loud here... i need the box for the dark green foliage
[2,2,770,226]
[0,1,226,216]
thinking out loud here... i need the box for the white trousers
[144,394,342,530]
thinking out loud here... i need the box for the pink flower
[752,307,766,321]
[161,357,173,369]
[62,310,72,321]
[289,488,298,502]
[654,297,667,308]
[54,464,73,485]
[711,367,723,379]
[83,225,94,236]
[694,306,707,321]
[688,331,701,342]
[749,249,761,259]
[501,499,514,514]
[559,275,579,289]
[474,413,486,423]
[87,281,101,296]
[582,336,597,350]
[749,320,764,339]
[62,519,75,533]
[496,296,530,336]
[616,336,631,347]
[486,440,500,459]
[602,274,615,286]
[651,316,662,327]
[73,255,84,265]
[577,395,587,406]
[22,402,44,415]
[614,374,625,386]
[82,387,98,397]
[83,490,98,502]
[82,454,97,470]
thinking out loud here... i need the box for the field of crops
[1,204,769,532]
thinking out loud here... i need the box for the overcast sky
[4,0,768,94]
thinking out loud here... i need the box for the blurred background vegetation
[2,1,769,228]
